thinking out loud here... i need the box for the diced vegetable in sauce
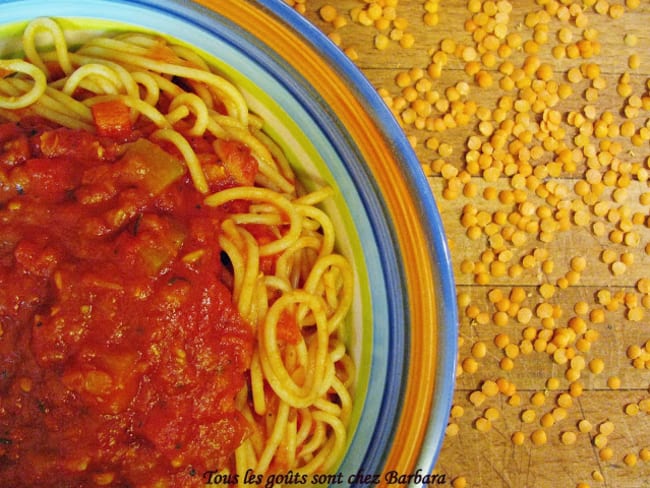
[0,119,255,487]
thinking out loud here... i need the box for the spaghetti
[0,17,355,487]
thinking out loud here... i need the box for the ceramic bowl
[0,0,457,484]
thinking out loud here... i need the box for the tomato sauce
[0,119,257,487]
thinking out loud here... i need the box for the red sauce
[0,119,257,487]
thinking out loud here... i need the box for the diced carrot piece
[91,100,132,139]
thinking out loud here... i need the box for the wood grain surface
[294,1,650,487]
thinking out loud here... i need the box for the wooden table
[297,1,650,487]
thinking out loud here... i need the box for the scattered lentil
[599,420,615,435]
[624,453,638,467]
[511,431,525,446]
[592,471,604,482]
[474,416,491,432]
[521,409,536,423]
[561,431,577,445]
[640,447,650,461]
[599,447,614,461]
[452,477,467,488]
[578,419,593,433]
[531,429,548,446]
[607,376,621,389]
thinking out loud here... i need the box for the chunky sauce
[0,118,257,487]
